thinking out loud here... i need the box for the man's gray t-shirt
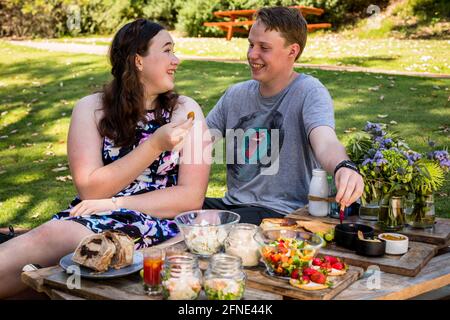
[206,73,335,214]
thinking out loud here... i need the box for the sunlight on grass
[30,34,450,74]
[1,41,449,228]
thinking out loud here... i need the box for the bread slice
[105,230,135,269]
[260,218,298,231]
[295,220,334,234]
[289,278,329,291]
[72,234,116,273]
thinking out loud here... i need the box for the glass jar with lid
[204,253,246,300]
[224,223,260,267]
[161,253,202,300]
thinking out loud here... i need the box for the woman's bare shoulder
[72,92,104,122]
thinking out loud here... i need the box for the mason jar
[224,223,260,267]
[161,253,202,300]
[204,253,246,300]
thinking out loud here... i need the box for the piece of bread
[260,218,298,231]
[72,234,116,273]
[328,268,347,276]
[105,230,135,270]
[289,278,329,291]
[295,220,334,235]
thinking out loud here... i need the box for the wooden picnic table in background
[204,5,332,40]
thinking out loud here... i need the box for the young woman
[0,19,211,298]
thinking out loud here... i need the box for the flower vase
[358,199,380,221]
[378,196,406,231]
[406,194,435,229]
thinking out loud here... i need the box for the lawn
[0,41,449,229]
[37,33,450,74]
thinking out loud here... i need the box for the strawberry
[312,258,323,266]
[291,269,300,279]
[301,275,310,284]
[323,256,338,264]
[321,261,332,270]
[332,262,345,270]
[302,267,318,277]
[310,272,327,285]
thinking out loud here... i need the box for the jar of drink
[308,169,329,217]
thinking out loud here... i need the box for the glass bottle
[204,253,246,300]
[308,169,329,217]
[378,196,406,231]
[406,194,435,228]
[224,223,260,267]
[161,253,202,300]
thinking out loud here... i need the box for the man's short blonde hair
[255,6,308,61]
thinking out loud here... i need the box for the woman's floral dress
[52,110,180,250]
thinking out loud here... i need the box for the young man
[204,7,364,224]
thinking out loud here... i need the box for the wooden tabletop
[21,239,450,300]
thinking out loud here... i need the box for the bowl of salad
[254,229,324,278]
[174,210,241,258]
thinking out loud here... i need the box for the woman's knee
[25,220,90,248]
[22,220,62,248]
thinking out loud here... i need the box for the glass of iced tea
[143,247,163,295]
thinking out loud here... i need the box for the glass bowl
[254,229,324,278]
[174,210,241,258]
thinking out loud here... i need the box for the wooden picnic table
[204,5,332,40]
[22,233,450,300]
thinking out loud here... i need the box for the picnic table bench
[203,6,332,40]
[22,231,450,300]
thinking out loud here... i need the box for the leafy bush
[408,0,450,22]
[0,0,179,38]
[0,0,69,38]
[77,0,129,35]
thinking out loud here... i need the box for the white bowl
[378,233,409,255]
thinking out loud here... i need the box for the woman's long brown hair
[99,19,179,147]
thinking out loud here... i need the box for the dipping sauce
[381,234,406,241]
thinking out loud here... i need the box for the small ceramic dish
[335,223,374,250]
[355,237,386,257]
[378,233,409,255]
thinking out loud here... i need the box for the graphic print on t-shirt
[227,107,284,182]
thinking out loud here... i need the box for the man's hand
[335,167,364,207]
[69,199,117,217]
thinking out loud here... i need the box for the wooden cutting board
[287,207,450,248]
[318,241,437,277]
[245,265,364,300]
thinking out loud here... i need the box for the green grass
[36,34,450,74]
[0,41,449,229]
